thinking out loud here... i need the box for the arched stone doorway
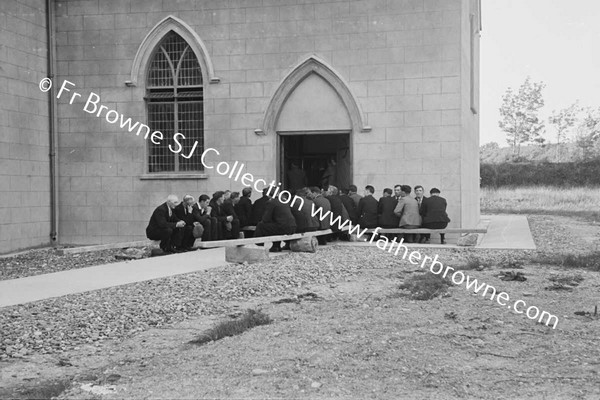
[261,56,370,191]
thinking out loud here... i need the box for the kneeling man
[146,194,186,253]
[254,192,297,252]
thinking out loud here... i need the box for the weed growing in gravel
[8,379,71,400]
[396,273,454,300]
[459,256,493,270]
[190,309,272,345]
[531,252,600,271]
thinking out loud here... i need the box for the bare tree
[498,77,546,156]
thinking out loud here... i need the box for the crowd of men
[146,184,450,254]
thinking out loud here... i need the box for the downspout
[46,0,58,244]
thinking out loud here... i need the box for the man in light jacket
[393,185,421,243]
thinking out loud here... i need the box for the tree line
[498,77,600,160]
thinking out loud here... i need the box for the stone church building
[0,0,481,253]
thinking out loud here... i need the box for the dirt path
[2,214,600,399]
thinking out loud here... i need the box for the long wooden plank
[375,228,487,234]
[196,229,333,249]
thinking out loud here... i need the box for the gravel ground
[0,249,129,281]
[0,214,597,361]
[1,214,600,398]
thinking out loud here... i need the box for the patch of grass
[531,252,600,272]
[8,379,71,400]
[190,309,272,345]
[397,273,453,301]
[480,186,600,220]
[549,273,584,286]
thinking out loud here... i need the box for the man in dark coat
[291,188,319,233]
[194,194,217,241]
[414,185,428,243]
[146,194,186,253]
[349,184,362,208]
[173,194,201,250]
[420,187,451,244]
[340,187,358,224]
[210,191,240,240]
[235,187,253,228]
[325,185,349,241]
[310,186,332,245]
[287,162,307,194]
[377,188,399,232]
[255,193,297,252]
[250,188,270,225]
[357,185,378,229]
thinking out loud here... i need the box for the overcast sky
[480,0,600,146]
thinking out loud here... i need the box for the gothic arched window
[146,32,203,173]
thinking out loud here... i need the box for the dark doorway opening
[280,133,351,192]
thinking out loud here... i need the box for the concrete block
[386,95,422,112]
[230,145,263,161]
[246,97,269,114]
[101,176,132,192]
[423,93,460,110]
[246,38,279,54]
[229,54,263,70]
[314,2,350,19]
[441,60,460,76]
[385,127,422,143]
[245,6,279,22]
[314,34,350,51]
[297,19,332,36]
[332,49,368,66]
[226,244,270,264]
[404,78,441,95]
[441,109,461,125]
[403,143,425,160]
[67,0,99,15]
[423,27,461,45]
[290,236,318,253]
[280,4,315,21]
[332,15,368,34]
[130,0,161,13]
[387,0,424,13]
[442,9,461,27]
[442,43,460,61]
[349,0,387,15]
[231,113,262,130]
[386,30,424,47]
[368,47,404,65]
[405,45,444,63]
[349,65,386,81]
[98,0,130,14]
[441,142,461,160]
[211,39,245,56]
[231,82,263,98]
[362,96,386,113]
[367,112,403,128]
[83,15,115,30]
[386,63,422,80]
[280,36,315,53]
[423,125,460,142]
[213,98,246,115]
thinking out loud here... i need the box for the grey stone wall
[0,0,51,253]
[52,0,478,245]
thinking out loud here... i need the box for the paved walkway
[0,248,227,308]
[478,214,536,249]
[0,214,535,308]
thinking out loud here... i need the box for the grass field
[481,185,600,219]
